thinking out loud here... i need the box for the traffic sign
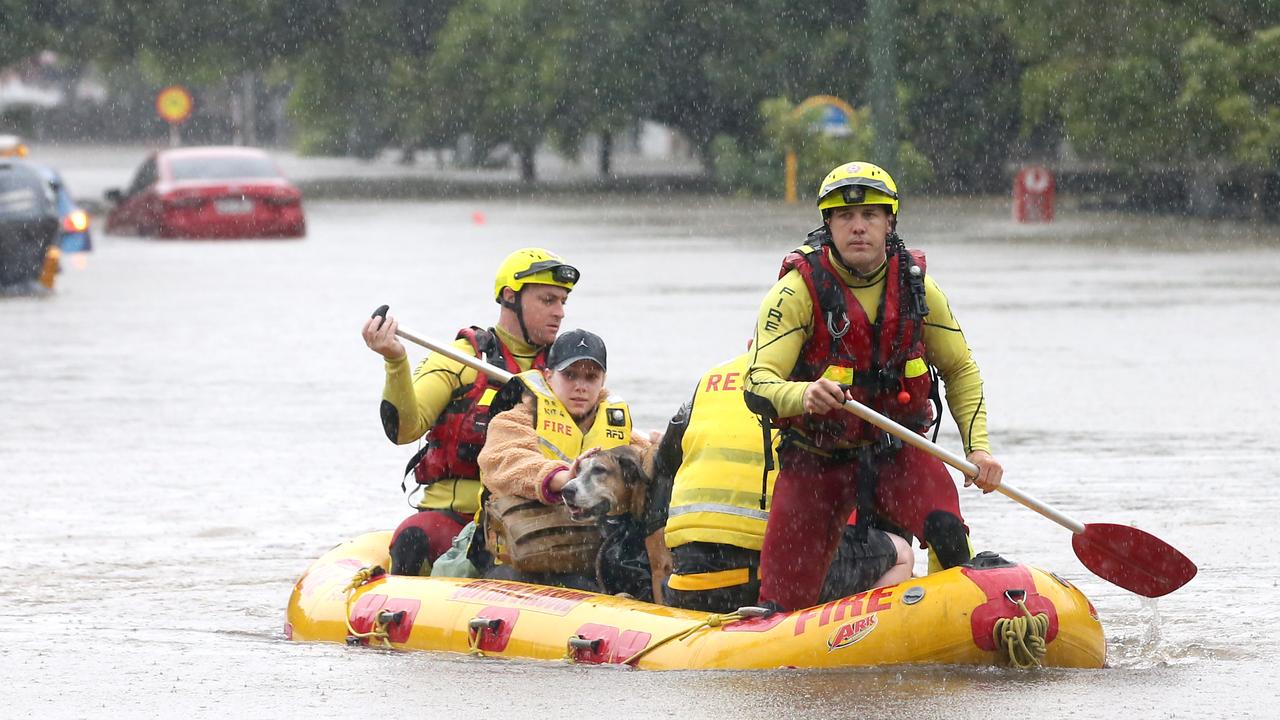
[798,95,856,138]
[785,95,858,203]
[815,105,852,138]
[156,86,194,125]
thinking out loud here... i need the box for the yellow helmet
[816,161,899,215]
[493,247,579,303]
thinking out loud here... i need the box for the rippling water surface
[3,190,1278,719]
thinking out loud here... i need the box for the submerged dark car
[0,159,60,291]
[2,136,92,253]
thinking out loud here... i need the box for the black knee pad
[389,527,431,576]
[922,511,971,569]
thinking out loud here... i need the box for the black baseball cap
[547,329,607,372]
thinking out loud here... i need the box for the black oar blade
[1071,523,1197,598]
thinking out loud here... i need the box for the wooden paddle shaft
[393,325,515,384]
[841,399,1086,535]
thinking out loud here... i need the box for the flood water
[3,181,1279,718]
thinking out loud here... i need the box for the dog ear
[614,446,650,517]
[614,446,647,484]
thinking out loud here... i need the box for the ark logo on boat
[827,614,878,652]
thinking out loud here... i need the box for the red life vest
[408,327,547,485]
[776,244,934,447]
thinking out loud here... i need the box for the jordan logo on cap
[577,339,588,348]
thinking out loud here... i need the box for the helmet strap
[504,289,535,346]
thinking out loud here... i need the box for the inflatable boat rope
[337,562,1052,668]
[993,590,1049,668]
[617,606,769,666]
[343,566,394,649]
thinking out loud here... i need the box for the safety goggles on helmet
[820,178,898,205]
[514,259,580,286]
[494,247,578,303]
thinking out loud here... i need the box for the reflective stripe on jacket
[666,353,778,551]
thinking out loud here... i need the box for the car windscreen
[0,167,55,219]
[168,155,281,181]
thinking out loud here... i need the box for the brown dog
[560,445,672,603]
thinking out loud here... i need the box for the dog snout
[560,480,579,506]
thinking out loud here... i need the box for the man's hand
[803,378,849,414]
[362,313,406,360]
[964,450,1004,493]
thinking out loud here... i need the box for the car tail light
[63,209,89,233]
[262,195,300,206]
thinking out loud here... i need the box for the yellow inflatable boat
[286,531,1106,670]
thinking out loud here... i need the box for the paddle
[841,398,1197,598]
[370,305,513,384]
[369,305,1196,597]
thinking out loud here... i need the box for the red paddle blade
[1071,523,1197,598]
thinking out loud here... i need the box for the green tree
[287,3,404,156]
[1181,27,1280,167]
[636,2,858,171]
[1,0,52,66]
[423,0,577,180]
[1005,0,1198,168]
[277,0,458,156]
[714,97,932,197]
[899,1,1022,192]
[542,0,649,176]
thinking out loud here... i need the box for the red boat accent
[961,566,1059,652]
[349,593,422,645]
[468,606,520,653]
[570,622,653,664]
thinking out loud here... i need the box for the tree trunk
[519,146,537,182]
[1186,165,1221,218]
[599,131,613,177]
[697,135,715,179]
[868,0,900,168]
[241,72,258,147]
[229,78,242,145]
[1250,170,1265,221]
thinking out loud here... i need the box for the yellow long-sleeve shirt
[745,248,991,454]
[381,325,542,444]
[381,324,543,512]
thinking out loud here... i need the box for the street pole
[868,0,899,169]
[242,72,258,147]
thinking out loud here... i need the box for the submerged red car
[105,146,305,239]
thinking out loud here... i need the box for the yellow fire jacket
[666,353,778,552]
